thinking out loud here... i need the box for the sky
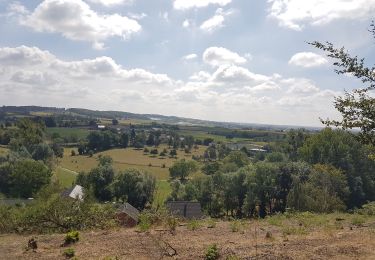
[0,0,374,127]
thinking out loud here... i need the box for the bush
[357,202,375,216]
[138,213,152,232]
[206,218,216,228]
[230,220,241,232]
[143,148,149,153]
[71,150,76,156]
[166,216,178,234]
[64,231,79,245]
[63,248,75,258]
[187,219,201,230]
[0,190,117,234]
[205,244,219,260]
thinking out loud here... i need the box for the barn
[116,203,140,227]
[61,185,84,201]
[166,201,203,219]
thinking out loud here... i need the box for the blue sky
[0,0,374,126]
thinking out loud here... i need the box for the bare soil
[1,221,375,260]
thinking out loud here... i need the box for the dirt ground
[1,221,375,260]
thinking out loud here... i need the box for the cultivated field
[2,213,375,259]
[46,127,90,140]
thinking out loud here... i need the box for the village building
[166,201,203,219]
[61,185,84,201]
[115,203,140,227]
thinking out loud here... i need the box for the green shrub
[187,219,201,230]
[138,213,152,232]
[166,216,178,233]
[230,220,241,232]
[65,231,79,245]
[351,215,366,226]
[206,218,216,228]
[63,248,75,258]
[357,202,375,216]
[205,244,219,260]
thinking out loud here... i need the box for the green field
[52,167,77,188]
[46,127,90,140]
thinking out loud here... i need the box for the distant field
[99,118,152,126]
[153,180,172,208]
[0,146,8,156]
[60,145,205,180]
[46,127,90,140]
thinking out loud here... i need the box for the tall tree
[310,22,375,147]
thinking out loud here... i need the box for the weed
[206,218,216,228]
[63,248,75,258]
[205,244,219,260]
[351,215,366,226]
[64,231,79,245]
[230,220,241,232]
[187,219,202,230]
[138,213,152,232]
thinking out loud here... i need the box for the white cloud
[182,19,190,28]
[173,0,231,10]
[200,8,232,33]
[268,0,375,30]
[87,0,133,6]
[182,53,198,61]
[203,47,247,67]
[0,45,340,126]
[289,52,328,68]
[16,0,141,49]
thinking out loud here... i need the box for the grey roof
[117,202,140,221]
[166,201,203,219]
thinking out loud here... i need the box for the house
[62,185,84,201]
[97,125,106,130]
[115,203,140,227]
[166,201,203,219]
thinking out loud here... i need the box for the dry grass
[60,145,205,180]
[0,146,8,156]
[1,214,375,259]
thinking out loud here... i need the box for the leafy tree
[9,159,52,198]
[310,23,375,147]
[222,151,250,168]
[113,169,156,209]
[31,143,54,163]
[119,132,129,148]
[202,162,221,175]
[169,160,198,181]
[50,142,64,158]
[299,128,375,208]
[112,119,119,125]
[203,138,214,146]
[86,163,115,201]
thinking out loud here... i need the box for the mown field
[2,212,375,259]
[46,127,90,140]
[60,145,205,180]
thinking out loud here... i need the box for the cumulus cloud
[203,47,247,67]
[0,45,339,126]
[86,0,133,6]
[182,19,190,28]
[15,0,141,49]
[200,8,232,32]
[173,0,231,10]
[289,52,328,68]
[268,0,375,30]
[182,53,198,61]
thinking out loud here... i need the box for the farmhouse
[115,203,140,227]
[166,201,203,219]
[61,185,84,201]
